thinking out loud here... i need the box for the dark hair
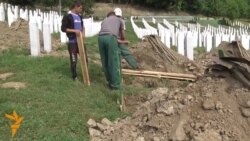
[70,1,83,10]
[107,11,115,17]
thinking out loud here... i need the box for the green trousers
[118,44,138,69]
[98,35,121,89]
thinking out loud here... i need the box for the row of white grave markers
[131,17,250,60]
[157,23,170,48]
[0,2,101,56]
[83,17,102,37]
[163,19,176,46]
[142,18,158,35]
[130,16,153,39]
[230,20,250,29]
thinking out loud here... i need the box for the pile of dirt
[88,75,250,141]
[0,20,61,53]
[123,35,201,88]
[194,43,228,73]
[0,20,29,51]
[88,41,250,141]
[196,41,250,88]
[131,35,200,74]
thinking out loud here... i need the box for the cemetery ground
[0,20,148,140]
[1,18,250,140]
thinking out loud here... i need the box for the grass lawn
[146,22,158,29]
[0,21,144,140]
[198,19,220,27]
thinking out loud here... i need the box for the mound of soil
[195,41,250,72]
[88,75,250,141]
[0,20,61,53]
[88,41,250,141]
[131,35,200,73]
[123,35,201,88]
[0,20,29,51]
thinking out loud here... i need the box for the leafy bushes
[0,0,249,19]
[0,0,94,15]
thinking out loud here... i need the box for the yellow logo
[5,111,24,138]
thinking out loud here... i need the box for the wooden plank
[76,32,90,85]
[236,41,243,57]
[122,69,197,79]
[122,72,195,81]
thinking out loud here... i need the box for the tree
[0,0,35,6]
[0,0,249,19]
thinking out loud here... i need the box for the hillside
[92,3,190,17]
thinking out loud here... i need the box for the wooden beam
[122,69,197,81]
[122,69,197,78]
[77,32,90,85]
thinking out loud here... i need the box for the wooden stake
[123,72,196,81]
[77,32,90,85]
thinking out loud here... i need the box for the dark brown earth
[88,39,250,141]
[122,35,201,88]
[0,20,63,55]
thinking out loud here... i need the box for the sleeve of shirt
[119,19,125,40]
[120,19,124,31]
[122,19,126,30]
[61,14,69,32]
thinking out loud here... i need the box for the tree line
[0,0,249,19]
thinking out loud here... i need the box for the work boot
[73,77,78,81]
[108,84,119,90]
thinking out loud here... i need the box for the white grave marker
[43,17,52,53]
[29,17,40,56]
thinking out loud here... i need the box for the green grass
[0,23,144,140]
[52,32,60,39]
[125,21,140,45]
[0,47,132,140]
[147,22,157,28]
[198,19,220,27]
[134,21,145,28]
[194,46,206,54]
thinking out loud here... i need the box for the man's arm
[120,29,125,40]
[61,14,81,35]
[61,15,68,32]
[117,39,129,44]
[66,28,81,35]
[119,19,125,40]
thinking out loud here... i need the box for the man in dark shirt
[61,1,85,80]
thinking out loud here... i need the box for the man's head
[107,11,115,17]
[114,8,122,17]
[70,1,83,14]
